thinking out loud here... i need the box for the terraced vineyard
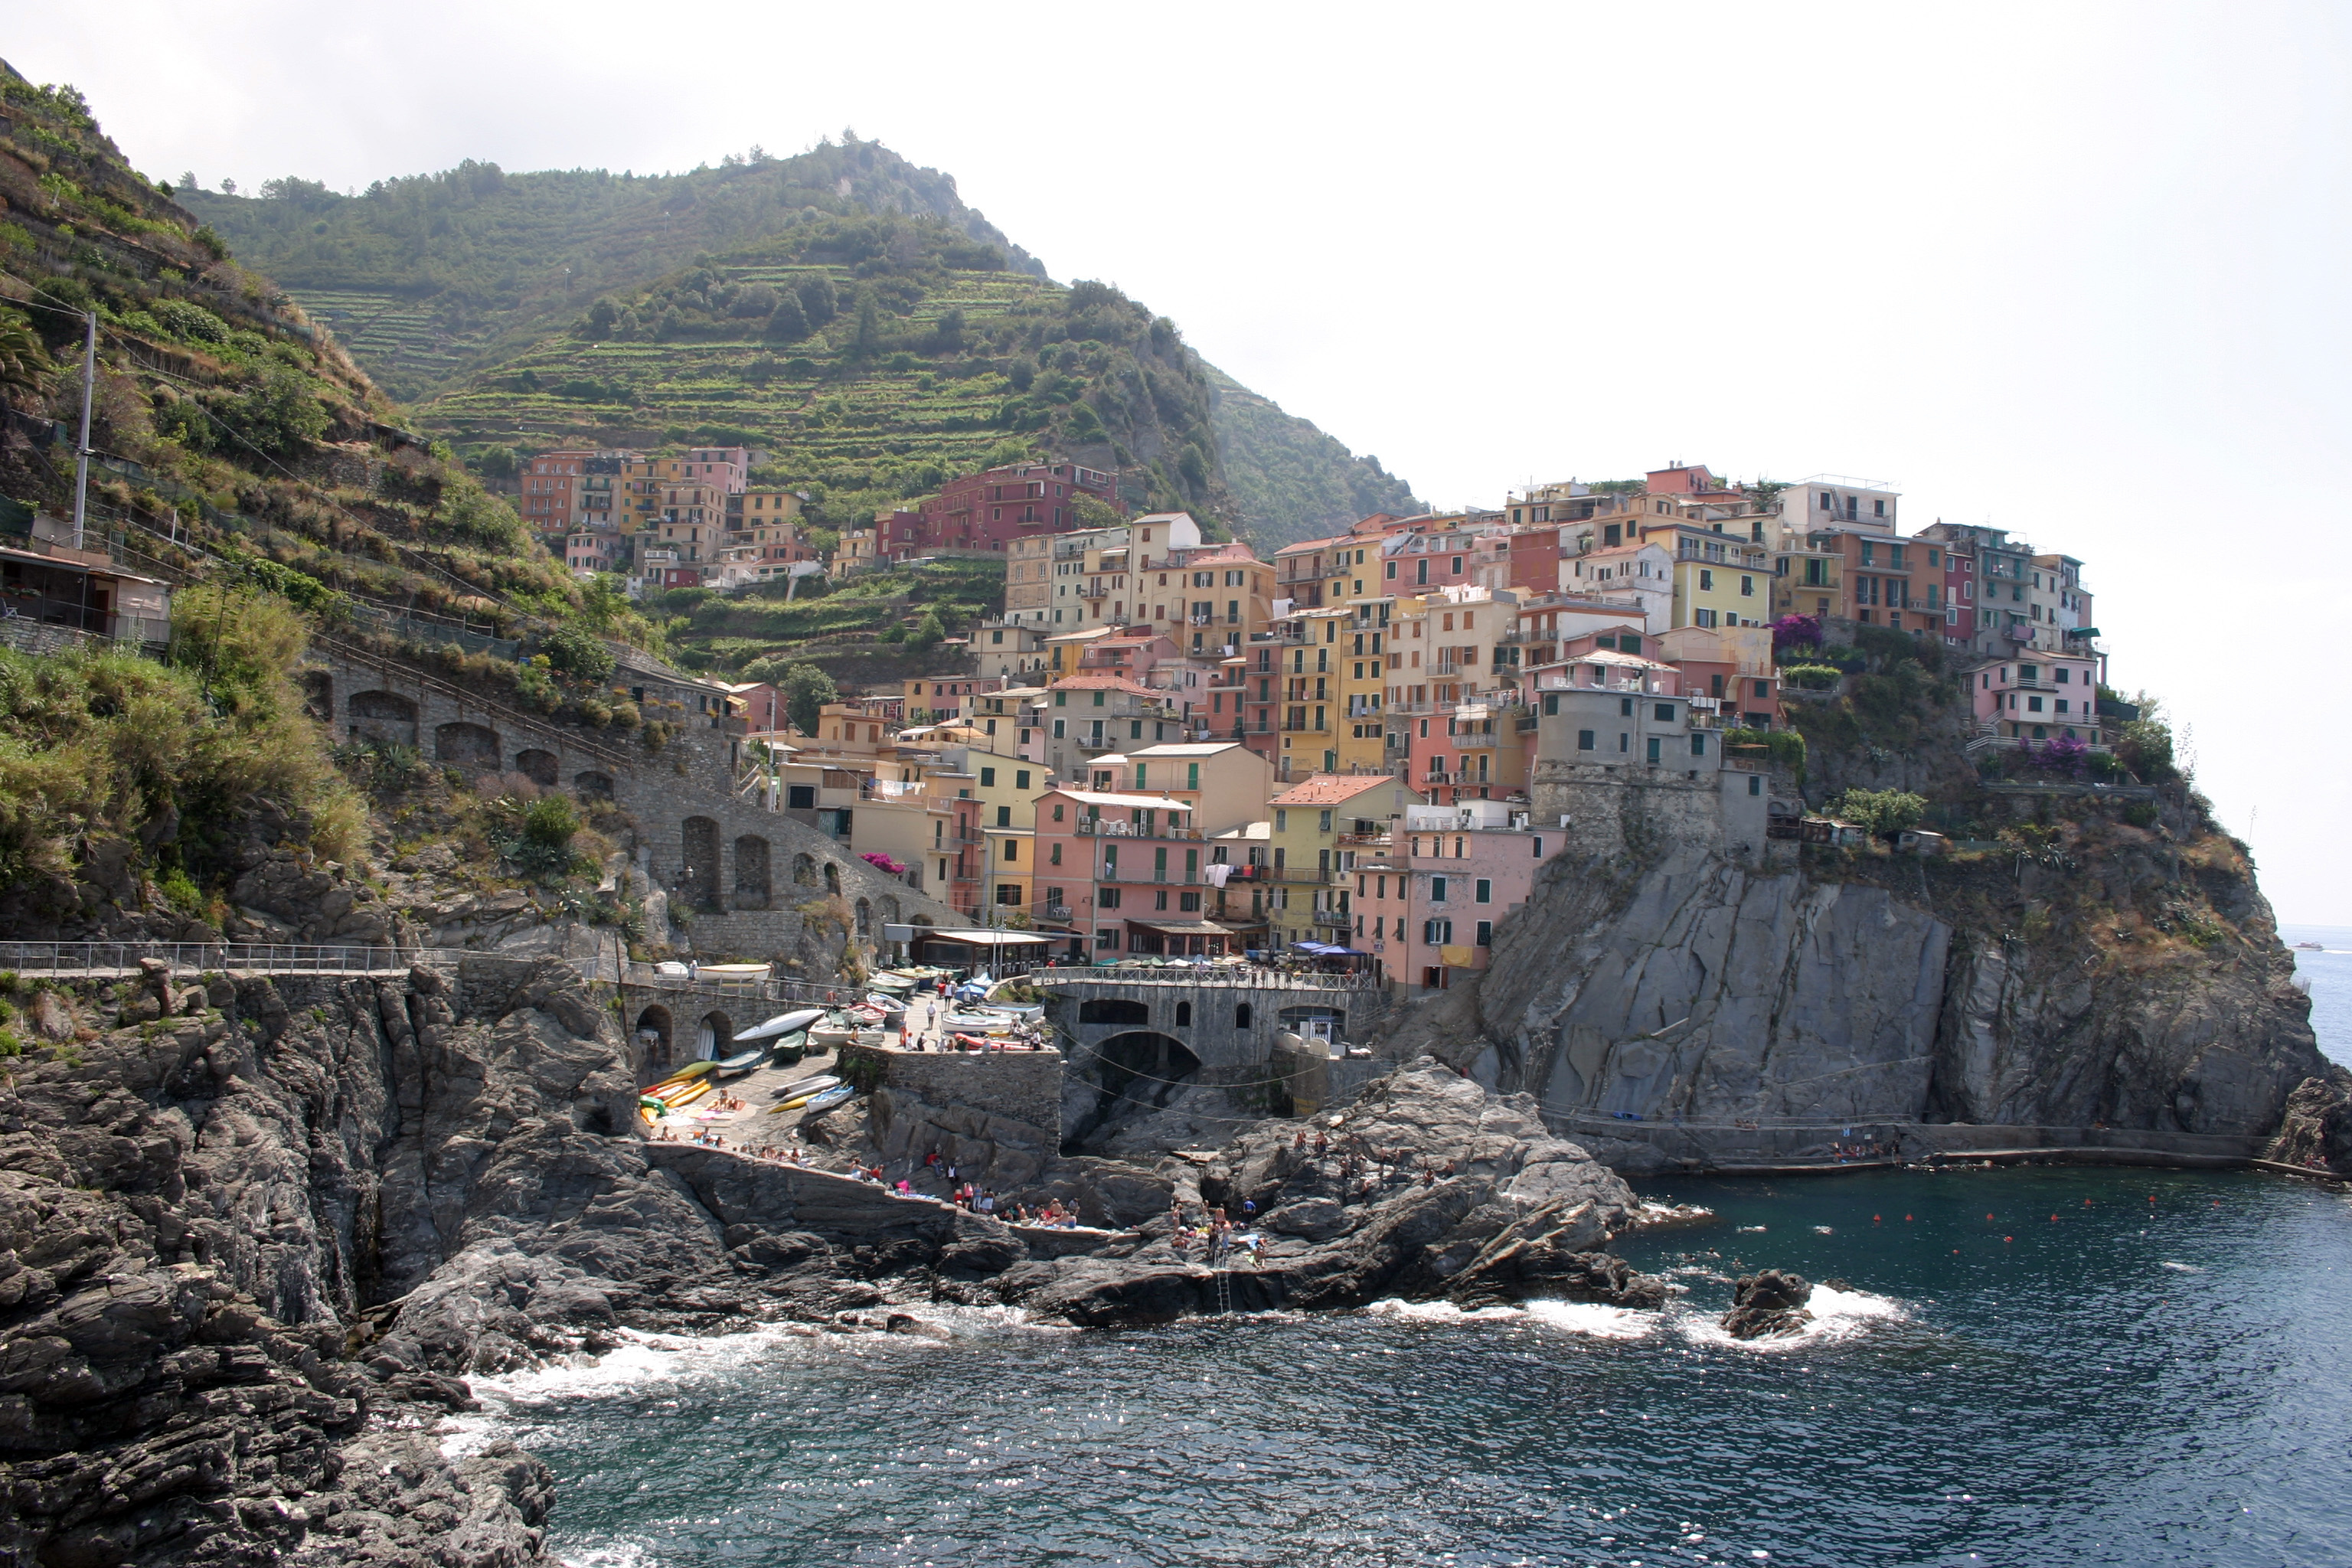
[647,557,1008,689]
[291,289,486,396]
[416,216,1235,528]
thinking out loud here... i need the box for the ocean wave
[1362,1298,1525,1323]
[1675,1285,1910,1352]
[1522,1299,1659,1340]
[559,1537,661,1568]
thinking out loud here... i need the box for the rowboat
[765,1075,844,1114]
[734,1007,825,1044]
[861,992,907,1018]
[710,1046,769,1077]
[767,1029,808,1067]
[768,1071,840,1101]
[808,1016,856,1048]
[799,1084,854,1114]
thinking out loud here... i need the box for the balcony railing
[1311,910,1354,928]
[1075,818,1204,841]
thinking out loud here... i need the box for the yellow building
[1266,773,1426,949]
[1641,522,1773,630]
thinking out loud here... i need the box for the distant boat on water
[2294,941,2324,950]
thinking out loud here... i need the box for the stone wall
[835,1040,1067,1186]
[311,641,961,964]
[840,1040,1064,1137]
[1040,978,1389,1074]
[1530,758,1775,867]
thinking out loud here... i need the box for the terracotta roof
[1174,542,1262,564]
[1269,773,1404,807]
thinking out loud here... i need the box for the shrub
[1828,788,1928,841]
[522,796,580,848]
[1779,664,1842,691]
[158,867,204,916]
[541,625,617,684]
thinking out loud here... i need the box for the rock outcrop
[2265,1072,2352,1174]
[985,1063,1666,1327]
[1721,1269,1815,1340]
[1459,807,2324,1165]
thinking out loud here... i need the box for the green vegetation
[1205,365,1423,547]
[777,664,839,737]
[0,61,662,652]
[1827,788,1928,841]
[417,220,1234,531]
[181,138,1418,544]
[653,556,1003,684]
[0,584,361,897]
[1783,627,1958,754]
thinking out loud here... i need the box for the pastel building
[1973,653,2102,743]
[1355,800,1552,992]
[1032,787,1240,956]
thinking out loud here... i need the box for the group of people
[1828,1138,1900,1161]
[1169,1202,1262,1266]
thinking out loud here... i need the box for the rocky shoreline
[0,956,1698,1566]
[3,945,2340,1566]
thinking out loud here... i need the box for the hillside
[1207,366,1423,546]
[644,555,1006,688]
[0,64,656,650]
[417,214,1235,530]
[177,138,1044,403]
[183,142,1417,544]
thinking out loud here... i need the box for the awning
[915,929,1054,946]
[1128,920,1233,937]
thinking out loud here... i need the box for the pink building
[1972,652,2101,743]
[1356,801,1553,991]
[1031,786,1241,957]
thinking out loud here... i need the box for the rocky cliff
[1444,779,2331,1168]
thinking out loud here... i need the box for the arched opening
[1279,1005,1346,1050]
[792,852,817,887]
[1235,1003,1253,1030]
[633,1004,674,1075]
[681,817,721,910]
[348,690,419,748]
[878,894,901,925]
[1079,997,1151,1027]
[515,748,559,787]
[854,897,872,936]
[299,670,332,722]
[1174,1000,1193,1027]
[694,1010,736,1060]
[823,861,842,895]
[435,721,501,769]
[733,835,773,909]
[1069,1029,1203,1150]
[574,771,615,801]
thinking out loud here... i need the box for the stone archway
[515,748,559,787]
[574,771,615,801]
[435,721,501,769]
[823,861,841,895]
[1071,1029,1202,1148]
[878,894,901,925]
[792,852,817,887]
[733,835,772,909]
[854,897,872,936]
[1079,997,1151,1027]
[634,1004,674,1075]
[681,817,721,909]
[695,1010,736,1060]
[348,690,419,748]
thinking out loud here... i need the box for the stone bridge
[305,638,961,961]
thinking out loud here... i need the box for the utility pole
[70,310,95,548]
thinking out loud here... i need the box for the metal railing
[1027,965,1382,991]
[0,941,437,977]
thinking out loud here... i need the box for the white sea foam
[1523,1300,1658,1340]
[560,1538,661,1568]
[1362,1298,1524,1323]
[1677,1285,1909,1352]
[2159,1261,2203,1273]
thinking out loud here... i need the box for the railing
[0,941,438,977]
[1027,965,1382,991]
[1074,819,1204,841]
[1311,910,1353,928]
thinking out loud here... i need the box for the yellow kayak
[654,1060,718,1086]
[668,1080,714,1109]
[648,1081,704,1106]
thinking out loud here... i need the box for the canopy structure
[916,929,1054,946]
[1291,940,1369,957]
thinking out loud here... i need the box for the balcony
[1044,903,1074,920]
[1311,910,1354,929]
[1075,818,1205,841]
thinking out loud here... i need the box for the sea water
[2282,922,2352,1067]
[458,1168,2352,1567]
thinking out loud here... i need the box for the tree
[214,366,328,458]
[796,274,837,327]
[1070,493,1122,531]
[580,297,620,337]
[781,662,838,736]
[1828,788,1926,841]
[0,309,51,397]
[541,624,616,684]
[847,289,882,361]
[906,610,945,652]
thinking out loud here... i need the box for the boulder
[1722,1269,1815,1340]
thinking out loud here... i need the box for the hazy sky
[18,2,2352,920]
